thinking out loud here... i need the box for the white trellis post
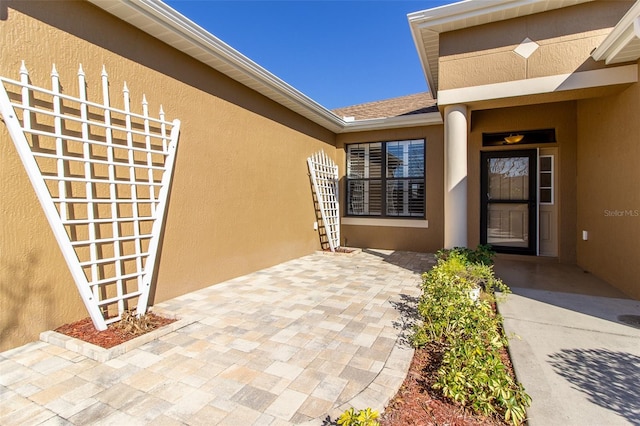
[307,150,340,252]
[0,62,181,330]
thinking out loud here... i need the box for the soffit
[408,0,595,95]
[592,1,640,64]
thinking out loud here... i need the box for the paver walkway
[0,250,435,425]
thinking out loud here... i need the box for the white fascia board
[592,1,640,64]
[407,0,587,31]
[438,65,638,106]
[408,20,436,96]
[339,112,442,133]
[88,0,345,132]
[409,0,528,30]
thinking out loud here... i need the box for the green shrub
[337,407,380,426]
[411,246,530,425]
[436,244,496,265]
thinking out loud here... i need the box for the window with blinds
[346,139,425,218]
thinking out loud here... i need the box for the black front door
[481,150,537,255]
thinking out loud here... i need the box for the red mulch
[54,313,175,349]
[380,344,510,426]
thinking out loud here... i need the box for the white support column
[444,104,468,248]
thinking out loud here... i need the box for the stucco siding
[0,1,336,350]
[439,1,633,90]
[576,63,640,299]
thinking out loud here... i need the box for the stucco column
[444,104,468,248]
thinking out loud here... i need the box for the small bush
[411,246,530,425]
[114,310,157,335]
[337,407,380,426]
[436,244,496,266]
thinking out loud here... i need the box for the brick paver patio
[0,250,435,425]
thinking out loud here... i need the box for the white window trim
[342,217,429,228]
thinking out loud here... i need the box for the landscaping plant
[337,407,380,426]
[435,244,496,266]
[114,310,158,336]
[411,246,531,425]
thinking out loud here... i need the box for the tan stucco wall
[336,126,445,252]
[439,1,633,90]
[0,1,336,350]
[468,102,578,263]
[576,63,640,300]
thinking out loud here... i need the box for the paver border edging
[302,343,416,425]
[39,310,197,362]
[315,247,362,257]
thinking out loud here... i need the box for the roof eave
[408,16,437,99]
[339,112,443,134]
[591,2,640,65]
[87,0,346,132]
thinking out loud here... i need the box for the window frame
[345,139,426,219]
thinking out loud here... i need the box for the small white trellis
[0,62,180,330]
[307,150,340,252]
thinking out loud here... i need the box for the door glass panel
[487,204,529,248]
[488,157,529,201]
[482,150,536,255]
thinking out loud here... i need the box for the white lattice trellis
[0,62,180,330]
[307,150,340,252]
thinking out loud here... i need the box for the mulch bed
[54,313,175,349]
[380,300,518,426]
[380,344,510,426]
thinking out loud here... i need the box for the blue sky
[165,1,451,109]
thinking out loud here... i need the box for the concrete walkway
[0,250,435,425]
[495,258,640,426]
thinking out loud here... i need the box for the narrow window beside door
[539,155,554,204]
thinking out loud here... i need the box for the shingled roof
[332,92,438,121]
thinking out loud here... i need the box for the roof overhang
[438,64,638,109]
[408,0,595,96]
[341,112,443,132]
[87,0,348,132]
[87,0,442,134]
[592,1,640,64]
